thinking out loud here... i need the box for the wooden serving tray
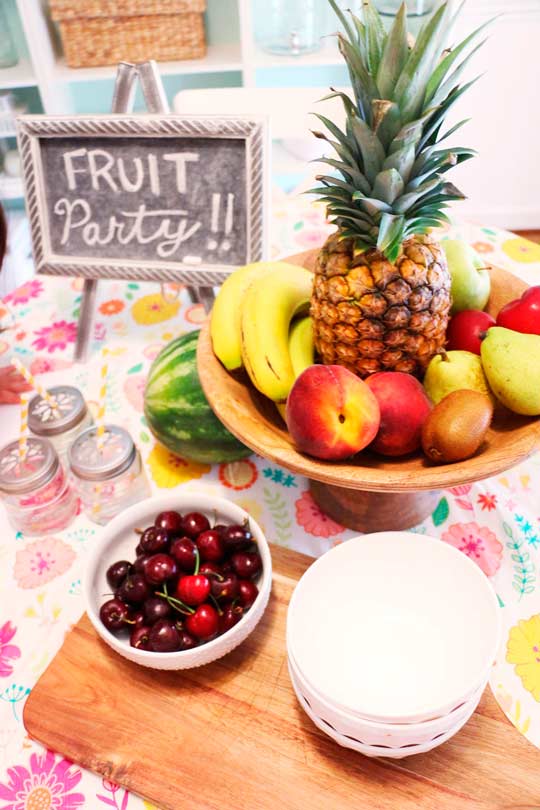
[24,544,540,809]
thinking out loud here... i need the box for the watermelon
[144,330,251,464]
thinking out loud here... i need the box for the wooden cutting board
[24,544,540,810]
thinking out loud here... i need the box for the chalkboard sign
[17,114,269,285]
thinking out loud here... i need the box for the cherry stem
[123,618,136,625]
[134,527,144,535]
[155,589,195,615]
[194,547,200,576]
[209,593,223,616]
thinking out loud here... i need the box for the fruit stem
[209,593,223,616]
[438,349,450,362]
[134,527,144,535]
[155,590,195,615]
[194,547,200,576]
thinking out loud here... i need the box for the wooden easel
[74,61,214,362]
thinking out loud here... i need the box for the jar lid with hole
[28,385,87,437]
[0,438,59,495]
[68,425,136,482]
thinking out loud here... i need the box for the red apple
[365,372,432,457]
[286,365,380,461]
[496,285,540,335]
[446,309,496,355]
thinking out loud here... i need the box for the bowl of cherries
[84,493,272,669]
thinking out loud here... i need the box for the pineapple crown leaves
[307,0,494,262]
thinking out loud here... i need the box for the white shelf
[0,174,24,200]
[0,59,37,89]
[254,39,341,70]
[52,42,244,84]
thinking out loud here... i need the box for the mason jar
[254,0,323,56]
[28,385,93,462]
[68,425,150,525]
[0,438,78,535]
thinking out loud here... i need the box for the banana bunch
[211,262,315,406]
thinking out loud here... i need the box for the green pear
[442,239,491,314]
[423,350,493,405]
[481,326,540,415]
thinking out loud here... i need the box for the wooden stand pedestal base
[309,480,439,532]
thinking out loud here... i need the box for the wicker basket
[49,0,207,69]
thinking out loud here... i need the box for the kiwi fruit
[421,389,493,464]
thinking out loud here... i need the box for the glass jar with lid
[68,425,150,525]
[0,438,79,535]
[28,385,93,461]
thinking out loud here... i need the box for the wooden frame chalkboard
[17,113,269,286]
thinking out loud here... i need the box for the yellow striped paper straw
[18,392,29,463]
[12,357,59,414]
[96,350,109,452]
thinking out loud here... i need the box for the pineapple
[310,0,490,377]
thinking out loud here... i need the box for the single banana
[211,262,292,372]
[241,264,313,402]
[274,316,315,424]
[288,316,315,378]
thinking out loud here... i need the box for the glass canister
[254,0,323,56]
[68,425,150,525]
[28,385,93,461]
[376,0,436,16]
[0,5,18,69]
[0,438,79,535]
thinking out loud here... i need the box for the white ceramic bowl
[84,493,272,670]
[288,652,486,748]
[289,662,481,759]
[287,532,501,724]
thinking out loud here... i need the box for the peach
[286,365,380,461]
[365,371,432,457]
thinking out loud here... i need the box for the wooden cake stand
[197,250,540,532]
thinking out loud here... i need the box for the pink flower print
[295,490,344,538]
[14,537,76,589]
[441,522,503,576]
[32,321,77,353]
[123,374,147,413]
[4,279,43,305]
[0,749,84,810]
[0,622,20,678]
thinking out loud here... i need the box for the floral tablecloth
[1,191,540,809]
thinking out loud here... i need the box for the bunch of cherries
[99,510,262,653]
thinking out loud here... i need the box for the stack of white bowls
[287,532,501,758]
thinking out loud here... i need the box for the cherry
[144,596,172,625]
[144,554,178,586]
[116,573,151,605]
[141,526,169,554]
[219,604,244,634]
[176,575,210,606]
[135,542,145,557]
[186,604,219,640]
[211,572,238,601]
[149,619,182,652]
[199,562,224,579]
[196,529,224,563]
[170,537,197,572]
[128,609,146,629]
[231,551,262,580]
[213,523,228,538]
[100,598,130,632]
[106,560,132,589]
[155,510,183,534]
[221,559,234,574]
[222,523,253,553]
[133,554,152,576]
[179,630,197,650]
[130,625,152,650]
[181,512,210,539]
[237,579,259,609]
